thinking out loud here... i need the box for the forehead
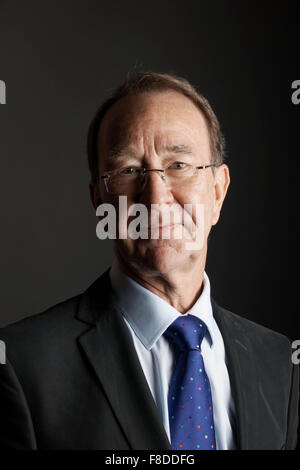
[97,90,209,157]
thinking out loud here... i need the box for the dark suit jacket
[0,269,299,450]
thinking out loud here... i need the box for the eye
[119,166,138,175]
[168,162,188,170]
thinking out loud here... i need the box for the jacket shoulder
[212,299,292,358]
[0,294,81,338]
[0,269,111,361]
[0,295,87,368]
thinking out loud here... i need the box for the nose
[138,169,174,206]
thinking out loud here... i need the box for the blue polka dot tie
[164,314,216,450]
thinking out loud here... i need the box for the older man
[0,72,298,450]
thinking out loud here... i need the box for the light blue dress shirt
[109,258,236,450]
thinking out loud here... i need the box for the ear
[89,181,102,210]
[211,164,230,226]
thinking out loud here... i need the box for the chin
[135,240,187,275]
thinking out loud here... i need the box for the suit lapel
[76,270,171,450]
[212,299,259,450]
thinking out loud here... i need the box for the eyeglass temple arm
[195,164,217,169]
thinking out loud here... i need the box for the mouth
[140,222,182,230]
[140,224,186,242]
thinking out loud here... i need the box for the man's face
[92,90,229,275]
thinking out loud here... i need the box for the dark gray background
[0,0,299,341]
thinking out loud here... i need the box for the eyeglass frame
[97,163,219,193]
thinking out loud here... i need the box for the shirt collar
[109,257,215,350]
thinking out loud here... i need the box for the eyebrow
[108,145,136,160]
[164,144,194,155]
[108,143,194,159]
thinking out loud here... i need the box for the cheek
[204,191,217,233]
[178,184,214,228]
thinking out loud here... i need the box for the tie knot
[164,314,207,352]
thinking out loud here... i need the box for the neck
[116,249,207,313]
